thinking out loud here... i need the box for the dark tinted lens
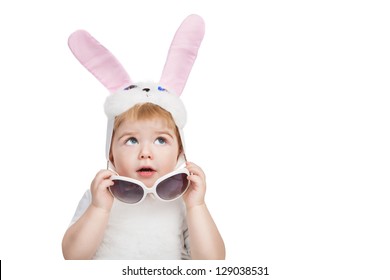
[110,180,144,204]
[156,173,189,200]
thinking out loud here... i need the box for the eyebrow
[155,130,175,139]
[117,131,137,140]
[117,130,174,140]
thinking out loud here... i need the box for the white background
[0,0,389,279]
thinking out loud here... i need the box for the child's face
[111,118,180,188]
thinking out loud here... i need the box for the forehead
[114,103,177,131]
[116,118,175,134]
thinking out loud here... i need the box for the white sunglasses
[109,167,190,205]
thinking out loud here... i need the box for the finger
[190,171,205,183]
[91,170,115,191]
[186,163,205,180]
[98,178,115,190]
[91,170,115,186]
[94,169,116,181]
[187,174,205,191]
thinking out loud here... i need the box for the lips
[137,166,156,178]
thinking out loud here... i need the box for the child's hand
[90,170,116,212]
[183,162,206,210]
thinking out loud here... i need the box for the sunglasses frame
[109,167,190,205]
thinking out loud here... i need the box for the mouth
[137,167,156,178]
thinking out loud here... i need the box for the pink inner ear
[160,14,205,96]
[68,30,132,93]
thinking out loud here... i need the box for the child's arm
[62,170,114,259]
[184,162,226,260]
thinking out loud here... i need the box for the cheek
[112,149,135,170]
[160,148,179,165]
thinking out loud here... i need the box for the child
[62,15,225,260]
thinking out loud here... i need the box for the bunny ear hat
[68,15,205,167]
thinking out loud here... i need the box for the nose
[138,144,153,160]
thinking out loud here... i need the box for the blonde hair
[110,103,183,162]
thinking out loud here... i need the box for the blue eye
[154,137,167,145]
[126,137,138,145]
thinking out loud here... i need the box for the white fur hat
[68,15,205,166]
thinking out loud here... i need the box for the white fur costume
[67,15,205,259]
[71,191,190,260]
